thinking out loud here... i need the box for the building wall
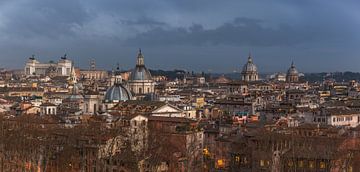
[84,95,99,114]
[128,80,155,95]
[80,70,108,80]
[329,114,360,127]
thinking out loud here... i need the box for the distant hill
[149,69,187,80]
[148,69,360,83]
[303,72,360,83]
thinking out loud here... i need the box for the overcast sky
[0,0,359,73]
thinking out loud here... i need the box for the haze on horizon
[0,0,359,73]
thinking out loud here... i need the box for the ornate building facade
[241,54,259,82]
[80,60,108,80]
[24,55,73,77]
[128,49,155,95]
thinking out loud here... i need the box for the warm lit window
[309,161,314,168]
[319,161,326,169]
[260,160,265,167]
[349,166,353,172]
[243,157,248,164]
[298,160,304,168]
[235,156,240,163]
[288,160,293,167]
[216,159,225,168]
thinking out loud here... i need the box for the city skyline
[0,0,360,72]
[2,1,360,171]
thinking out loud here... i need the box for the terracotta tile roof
[148,116,196,123]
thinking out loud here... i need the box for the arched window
[85,104,88,113]
[139,88,143,94]
[93,104,97,113]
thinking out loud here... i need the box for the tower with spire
[69,62,77,85]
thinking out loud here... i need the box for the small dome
[68,84,84,100]
[287,62,299,76]
[242,55,258,73]
[129,66,153,81]
[104,83,132,102]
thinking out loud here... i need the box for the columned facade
[24,55,72,76]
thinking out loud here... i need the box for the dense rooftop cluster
[0,52,360,171]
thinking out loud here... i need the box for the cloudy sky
[0,0,359,73]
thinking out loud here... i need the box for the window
[308,161,314,168]
[259,160,264,167]
[85,104,89,112]
[288,160,293,167]
[319,161,326,169]
[243,157,248,164]
[217,159,225,168]
[298,160,304,168]
[235,156,240,163]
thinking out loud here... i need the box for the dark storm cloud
[122,17,166,27]
[0,0,88,39]
[125,17,324,47]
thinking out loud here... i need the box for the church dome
[129,49,153,81]
[287,62,299,76]
[104,83,132,103]
[68,84,84,100]
[130,66,152,81]
[242,55,258,73]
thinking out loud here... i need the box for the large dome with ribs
[104,83,132,102]
[242,55,258,73]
